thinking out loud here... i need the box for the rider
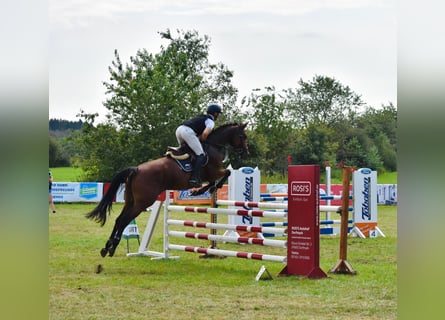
[175,103,222,187]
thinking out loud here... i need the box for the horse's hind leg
[100,204,131,257]
[101,204,143,257]
[100,219,121,257]
[101,226,117,257]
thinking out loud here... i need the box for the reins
[204,123,245,156]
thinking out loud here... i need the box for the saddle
[165,146,192,160]
[165,145,208,173]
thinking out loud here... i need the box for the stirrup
[189,178,202,188]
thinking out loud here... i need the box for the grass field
[49,203,397,320]
[50,167,85,182]
[49,167,398,184]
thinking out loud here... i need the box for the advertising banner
[173,189,212,204]
[266,183,396,206]
[116,184,125,202]
[226,167,261,238]
[122,219,140,239]
[280,165,327,278]
[352,168,384,237]
[52,182,103,203]
[377,184,397,205]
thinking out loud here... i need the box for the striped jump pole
[260,221,288,227]
[321,219,353,225]
[262,219,353,227]
[260,195,352,201]
[167,205,287,218]
[321,195,352,200]
[168,244,287,263]
[167,219,286,236]
[217,199,345,213]
[261,219,353,237]
[260,193,288,197]
[320,219,354,236]
[216,200,287,210]
[168,231,286,247]
[260,196,288,202]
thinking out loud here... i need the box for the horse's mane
[211,123,241,135]
[206,123,242,144]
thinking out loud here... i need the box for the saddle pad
[172,157,193,172]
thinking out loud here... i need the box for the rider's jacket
[182,114,213,136]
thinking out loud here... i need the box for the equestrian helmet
[207,104,222,115]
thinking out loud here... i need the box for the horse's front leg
[215,169,231,189]
[190,168,231,196]
[206,169,231,194]
[190,182,215,196]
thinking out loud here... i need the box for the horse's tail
[86,166,138,226]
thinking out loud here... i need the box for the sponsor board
[52,182,103,202]
[353,168,378,237]
[226,167,261,238]
[280,165,327,278]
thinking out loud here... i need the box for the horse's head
[207,123,249,159]
[230,123,249,159]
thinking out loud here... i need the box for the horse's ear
[242,122,248,129]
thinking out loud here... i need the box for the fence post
[329,166,357,275]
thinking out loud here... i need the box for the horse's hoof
[100,248,108,257]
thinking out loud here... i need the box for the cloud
[50,0,390,28]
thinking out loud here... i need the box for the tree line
[49,119,83,131]
[49,29,396,182]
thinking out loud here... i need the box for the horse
[86,123,249,258]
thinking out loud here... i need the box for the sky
[49,0,396,122]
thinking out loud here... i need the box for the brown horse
[86,123,249,257]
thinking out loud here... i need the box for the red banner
[280,165,327,278]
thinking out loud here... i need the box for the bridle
[203,124,248,159]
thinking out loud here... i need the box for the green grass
[49,203,397,319]
[50,167,85,182]
[50,166,398,185]
[376,171,398,184]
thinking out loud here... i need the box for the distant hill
[49,118,83,131]
[49,119,83,139]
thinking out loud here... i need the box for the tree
[74,112,133,181]
[242,87,294,174]
[49,119,83,131]
[355,103,397,171]
[293,124,338,168]
[49,137,59,167]
[76,29,240,180]
[284,75,365,129]
[102,29,239,162]
[49,137,70,167]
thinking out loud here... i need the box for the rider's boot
[189,154,206,188]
